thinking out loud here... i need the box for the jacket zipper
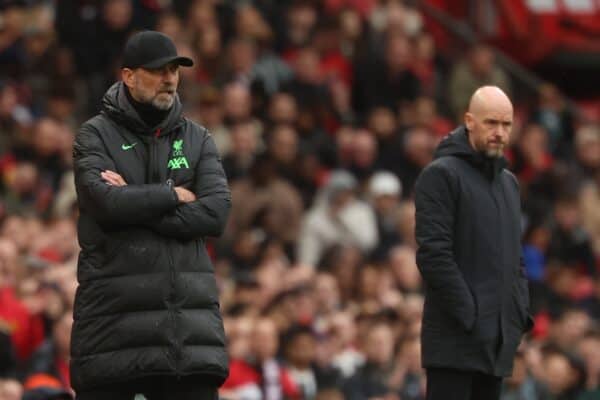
[162,125,181,376]
[150,128,161,183]
[155,126,182,377]
[166,244,182,377]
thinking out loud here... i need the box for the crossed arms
[73,124,231,240]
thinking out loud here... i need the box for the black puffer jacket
[415,126,533,377]
[70,82,231,390]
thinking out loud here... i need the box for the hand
[174,186,196,203]
[101,170,127,186]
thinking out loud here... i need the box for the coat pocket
[512,277,533,332]
[472,280,502,340]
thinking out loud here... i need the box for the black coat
[415,126,533,377]
[70,82,231,390]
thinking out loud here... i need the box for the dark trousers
[426,368,503,400]
[76,375,218,400]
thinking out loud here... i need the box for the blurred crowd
[0,1,599,399]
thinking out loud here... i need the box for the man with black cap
[70,31,231,399]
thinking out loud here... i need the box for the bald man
[414,86,533,400]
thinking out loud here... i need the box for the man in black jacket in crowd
[415,86,534,400]
[70,31,231,399]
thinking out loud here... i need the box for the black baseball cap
[122,31,194,69]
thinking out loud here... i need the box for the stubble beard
[485,145,505,158]
[476,137,505,158]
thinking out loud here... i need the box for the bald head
[468,86,513,116]
[465,86,513,158]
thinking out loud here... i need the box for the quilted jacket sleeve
[149,131,231,240]
[73,123,178,225]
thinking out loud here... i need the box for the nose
[163,69,177,84]
[494,125,508,140]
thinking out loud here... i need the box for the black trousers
[76,375,218,400]
[426,368,503,400]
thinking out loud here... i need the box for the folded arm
[148,132,231,240]
[73,124,178,225]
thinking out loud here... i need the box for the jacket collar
[435,125,507,180]
[101,81,185,137]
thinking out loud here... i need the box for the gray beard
[151,94,174,110]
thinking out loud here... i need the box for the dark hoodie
[414,125,533,377]
[70,81,231,390]
[434,125,507,180]
[101,81,184,137]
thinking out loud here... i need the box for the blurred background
[0,0,599,399]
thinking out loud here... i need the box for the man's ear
[121,68,135,89]
[464,112,474,131]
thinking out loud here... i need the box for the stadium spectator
[266,124,301,183]
[388,245,422,294]
[297,170,377,267]
[500,351,550,400]
[396,126,436,198]
[25,310,72,388]
[448,44,511,121]
[222,318,300,399]
[282,324,342,399]
[367,171,403,260]
[228,152,304,247]
[222,119,261,182]
[342,322,397,399]
[530,83,575,158]
[541,347,587,400]
[346,128,378,183]
[353,32,421,114]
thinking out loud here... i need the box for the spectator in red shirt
[509,123,554,185]
[25,310,72,389]
[0,239,44,364]
[222,318,300,400]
